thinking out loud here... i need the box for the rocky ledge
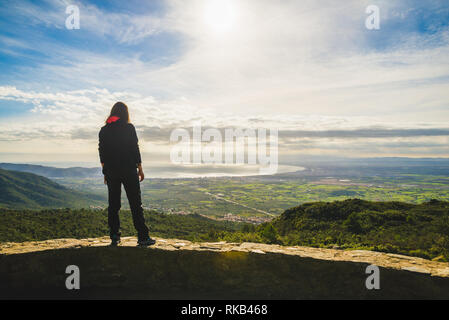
[1,237,449,299]
[2,236,449,277]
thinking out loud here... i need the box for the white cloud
[1,0,449,160]
[1,85,449,160]
[5,0,164,44]
[17,0,448,122]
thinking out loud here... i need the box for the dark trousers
[106,172,149,240]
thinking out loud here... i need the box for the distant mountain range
[0,168,104,209]
[0,163,101,178]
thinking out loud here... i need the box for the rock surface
[2,236,448,277]
[1,237,449,299]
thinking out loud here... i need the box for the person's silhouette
[98,102,155,247]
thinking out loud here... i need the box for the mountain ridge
[0,168,103,209]
[0,163,101,178]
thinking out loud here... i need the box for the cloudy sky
[0,0,448,169]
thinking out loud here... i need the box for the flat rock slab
[1,237,449,278]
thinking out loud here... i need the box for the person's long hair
[106,102,131,124]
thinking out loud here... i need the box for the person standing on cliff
[98,102,155,247]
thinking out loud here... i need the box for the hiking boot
[110,233,121,246]
[137,237,156,247]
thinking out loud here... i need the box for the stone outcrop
[1,237,449,299]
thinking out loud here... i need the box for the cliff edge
[1,237,449,299]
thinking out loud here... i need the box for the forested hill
[0,163,101,178]
[0,168,103,209]
[268,199,449,260]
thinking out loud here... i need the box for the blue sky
[0,0,449,165]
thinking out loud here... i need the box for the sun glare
[202,0,238,35]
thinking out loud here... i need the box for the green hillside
[1,192,448,261]
[0,168,104,209]
[0,190,449,261]
[217,199,449,261]
[0,208,241,242]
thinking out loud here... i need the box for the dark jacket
[98,118,142,177]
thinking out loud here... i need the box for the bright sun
[202,0,238,34]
